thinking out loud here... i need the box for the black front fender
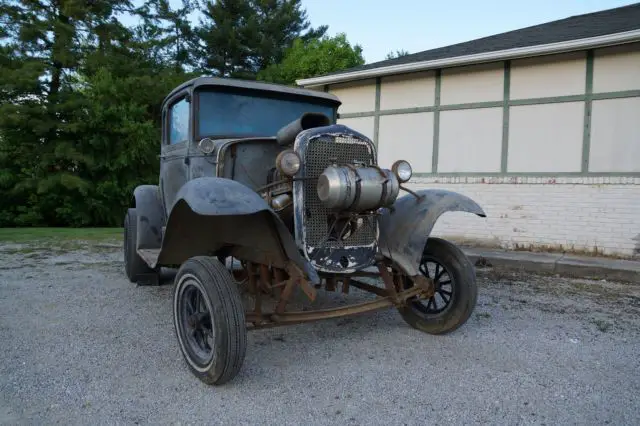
[378,189,486,276]
[156,177,319,284]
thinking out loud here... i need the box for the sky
[170,0,638,64]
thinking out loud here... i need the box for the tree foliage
[257,33,365,85]
[0,0,361,227]
[195,0,327,78]
[385,49,410,60]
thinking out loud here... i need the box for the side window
[169,97,189,144]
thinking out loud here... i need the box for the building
[297,3,640,259]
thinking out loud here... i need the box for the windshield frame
[193,86,339,140]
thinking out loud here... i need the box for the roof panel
[317,2,640,79]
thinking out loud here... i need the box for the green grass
[0,227,122,243]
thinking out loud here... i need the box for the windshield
[197,90,336,138]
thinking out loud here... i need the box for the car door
[160,91,191,216]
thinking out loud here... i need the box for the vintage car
[123,77,486,385]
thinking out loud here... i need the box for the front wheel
[173,256,247,385]
[397,237,477,335]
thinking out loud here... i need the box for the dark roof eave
[297,29,640,88]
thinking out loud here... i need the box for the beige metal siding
[593,42,640,92]
[336,116,375,141]
[378,112,434,172]
[510,52,586,99]
[438,108,503,172]
[380,71,436,110]
[589,97,640,172]
[440,63,503,105]
[508,102,584,172]
[329,79,376,114]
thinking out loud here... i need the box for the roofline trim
[296,29,640,88]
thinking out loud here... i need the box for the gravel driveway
[1,240,639,425]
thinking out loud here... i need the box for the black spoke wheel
[176,281,215,367]
[173,257,247,385]
[412,259,455,315]
[397,237,477,335]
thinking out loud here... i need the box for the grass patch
[0,227,122,243]
[592,318,613,333]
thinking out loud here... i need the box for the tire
[397,237,477,335]
[123,208,156,284]
[173,256,247,385]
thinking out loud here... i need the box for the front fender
[133,185,165,250]
[378,189,486,276]
[156,177,319,284]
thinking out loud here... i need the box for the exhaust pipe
[276,112,331,146]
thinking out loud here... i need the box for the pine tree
[137,0,197,72]
[195,0,327,78]
[0,0,351,227]
[195,0,255,78]
[251,0,327,70]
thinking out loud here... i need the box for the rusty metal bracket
[247,262,262,325]
[377,262,400,304]
[275,279,296,314]
[348,279,388,297]
[342,277,350,294]
[247,286,423,329]
[325,276,337,292]
[298,279,317,301]
[411,274,435,298]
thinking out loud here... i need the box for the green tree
[0,0,97,225]
[0,0,186,226]
[385,49,410,60]
[250,0,327,70]
[257,33,365,85]
[195,0,327,78]
[137,0,197,71]
[0,0,353,227]
[194,0,255,78]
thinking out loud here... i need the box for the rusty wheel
[397,237,477,334]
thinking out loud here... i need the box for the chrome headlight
[392,160,412,183]
[276,149,301,177]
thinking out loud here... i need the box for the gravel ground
[1,240,639,425]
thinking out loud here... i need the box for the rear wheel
[397,237,477,335]
[173,257,247,385]
[123,208,156,284]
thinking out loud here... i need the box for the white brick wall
[407,176,640,259]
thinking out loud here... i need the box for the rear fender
[133,185,165,250]
[155,177,319,284]
[378,189,486,276]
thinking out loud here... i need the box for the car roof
[161,76,342,110]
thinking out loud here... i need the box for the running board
[138,248,160,267]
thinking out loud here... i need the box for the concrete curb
[463,248,639,283]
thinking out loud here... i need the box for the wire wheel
[410,257,454,316]
[397,238,477,335]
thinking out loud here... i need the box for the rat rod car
[123,77,486,385]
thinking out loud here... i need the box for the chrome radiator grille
[303,134,377,248]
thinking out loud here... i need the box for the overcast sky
[169,0,637,64]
